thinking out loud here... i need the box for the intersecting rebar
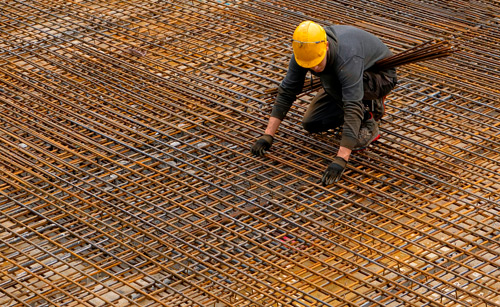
[0,1,499,307]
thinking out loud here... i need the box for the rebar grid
[0,0,499,306]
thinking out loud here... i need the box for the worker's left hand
[321,157,347,186]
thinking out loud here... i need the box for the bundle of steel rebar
[374,39,457,70]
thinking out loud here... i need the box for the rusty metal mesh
[0,0,499,306]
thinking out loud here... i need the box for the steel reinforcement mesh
[0,0,499,306]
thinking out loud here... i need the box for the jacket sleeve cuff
[340,136,357,150]
[270,108,287,120]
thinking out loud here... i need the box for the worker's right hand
[251,134,274,157]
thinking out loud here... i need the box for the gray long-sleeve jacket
[271,25,393,149]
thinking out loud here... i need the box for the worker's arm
[321,100,361,186]
[336,146,352,161]
[321,97,362,185]
[321,55,365,185]
[264,116,282,136]
[251,56,307,157]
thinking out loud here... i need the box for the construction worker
[251,21,397,185]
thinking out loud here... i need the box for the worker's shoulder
[329,24,368,35]
[328,25,382,44]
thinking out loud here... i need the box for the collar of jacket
[324,26,338,68]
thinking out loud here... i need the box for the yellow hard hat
[292,21,327,68]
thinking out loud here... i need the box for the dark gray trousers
[302,68,397,133]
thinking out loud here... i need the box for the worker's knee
[302,109,343,133]
[302,119,337,133]
[302,120,321,133]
